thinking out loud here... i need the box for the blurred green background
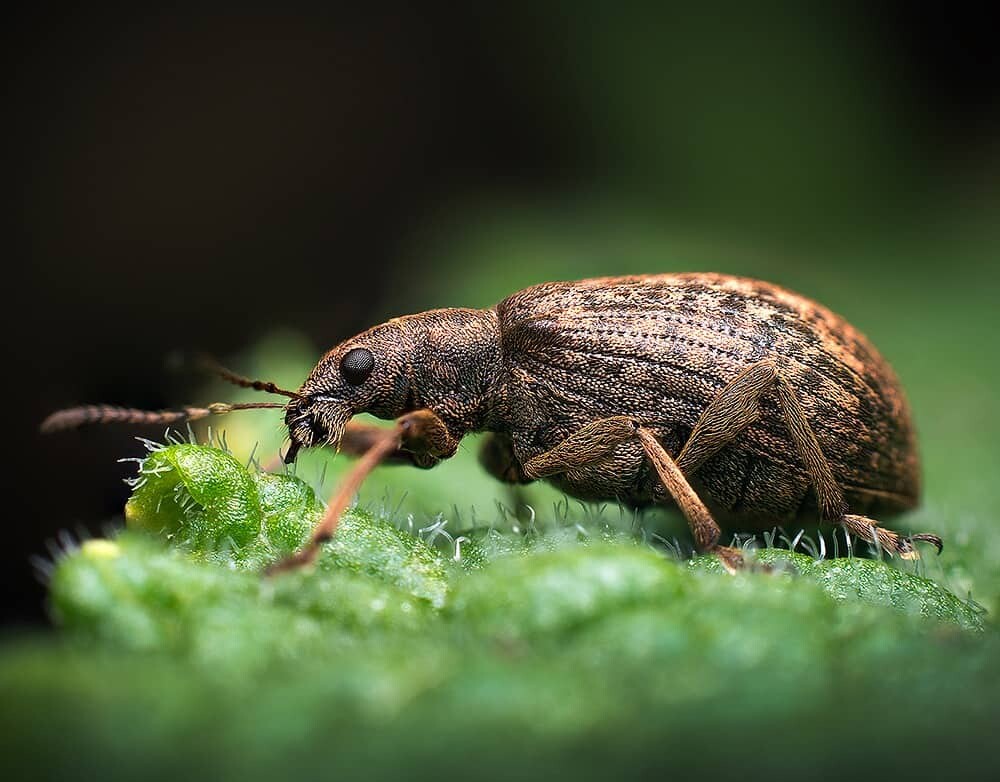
[7,3,999,780]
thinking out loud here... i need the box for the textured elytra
[286,273,918,534]
[496,275,918,522]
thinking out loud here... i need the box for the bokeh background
[8,3,999,625]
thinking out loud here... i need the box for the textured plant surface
[3,437,997,781]
[6,213,1000,781]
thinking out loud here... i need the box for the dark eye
[340,347,375,385]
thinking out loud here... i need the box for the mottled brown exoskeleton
[44,274,942,571]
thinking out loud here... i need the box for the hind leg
[771,374,941,557]
[674,359,941,558]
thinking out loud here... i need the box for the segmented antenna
[198,355,300,398]
[40,402,286,433]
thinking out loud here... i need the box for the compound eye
[340,347,375,385]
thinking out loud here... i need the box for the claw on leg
[911,532,944,555]
[712,545,745,574]
[839,514,943,560]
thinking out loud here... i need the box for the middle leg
[521,417,743,569]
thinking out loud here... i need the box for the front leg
[267,409,458,574]
[339,416,456,468]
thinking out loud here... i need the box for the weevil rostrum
[43,273,942,571]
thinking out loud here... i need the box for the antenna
[40,401,286,433]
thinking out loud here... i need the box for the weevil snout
[283,397,352,463]
[283,439,302,464]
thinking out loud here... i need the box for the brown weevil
[43,273,943,571]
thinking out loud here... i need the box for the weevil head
[283,321,415,462]
[282,308,502,463]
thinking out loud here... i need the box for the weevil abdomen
[495,274,920,525]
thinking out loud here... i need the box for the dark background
[7,4,998,624]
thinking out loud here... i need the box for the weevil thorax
[284,307,502,459]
